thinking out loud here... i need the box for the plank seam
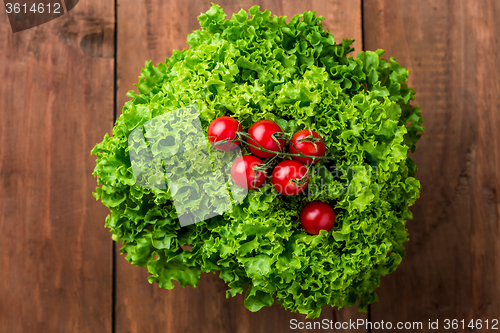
[360,1,370,332]
[361,0,365,51]
[112,0,118,332]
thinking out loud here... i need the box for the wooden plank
[0,1,114,332]
[363,0,500,330]
[115,1,365,332]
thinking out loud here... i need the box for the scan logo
[128,105,247,227]
[4,0,78,33]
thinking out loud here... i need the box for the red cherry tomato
[230,155,266,190]
[271,160,309,196]
[246,120,285,158]
[289,129,326,165]
[207,116,242,151]
[300,201,336,235]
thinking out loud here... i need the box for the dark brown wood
[115,1,366,332]
[363,0,500,331]
[8,0,499,331]
[0,1,114,332]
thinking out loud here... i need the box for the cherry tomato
[246,120,285,158]
[231,155,266,190]
[207,116,242,151]
[300,201,336,235]
[289,129,326,165]
[271,160,309,196]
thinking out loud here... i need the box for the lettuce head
[91,4,424,318]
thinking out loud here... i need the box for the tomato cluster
[207,117,335,234]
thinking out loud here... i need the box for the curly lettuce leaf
[91,3,424,319]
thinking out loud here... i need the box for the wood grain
[0,1,114,332]
[115,1,365,332]
[2,0,499,331]
[363,0,500,330]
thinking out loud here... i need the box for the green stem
[238,131,335,161]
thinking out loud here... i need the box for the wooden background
[0,0,499,332]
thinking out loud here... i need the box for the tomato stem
[209,130,336,161]
[290,159,315,187]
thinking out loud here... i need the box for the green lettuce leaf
[91,3,424,318]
